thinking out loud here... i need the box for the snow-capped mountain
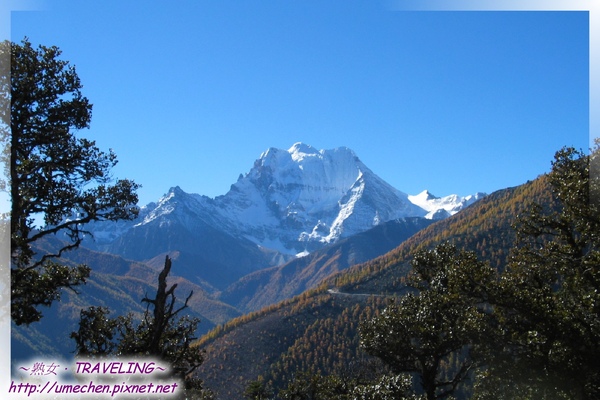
[408,190,485,220]
[82,143,484,285]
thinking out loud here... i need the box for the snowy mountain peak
[465,192,487,202]
[412,190,439,202]
[167,185,185,196]
[288,142,320,160]
[159,186,196,205]
[157,144,484,249]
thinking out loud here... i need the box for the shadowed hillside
[219,217,434,313]
[12,239,242,362]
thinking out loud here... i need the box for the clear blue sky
[10,1,589,206]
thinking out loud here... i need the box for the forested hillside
[196,175,556,399]
[219,217,434,313]
[12,215,437,362]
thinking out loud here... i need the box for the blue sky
[9,1,590,206]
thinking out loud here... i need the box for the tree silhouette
[72,256,207,395]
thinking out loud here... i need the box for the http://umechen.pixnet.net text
[8,359,180,398]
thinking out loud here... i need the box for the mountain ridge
[218,216,435,312]
[84,143,483,258]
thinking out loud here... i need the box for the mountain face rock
[82,143,483,288]
[212,143,428,254]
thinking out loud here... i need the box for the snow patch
[296,250,310,258]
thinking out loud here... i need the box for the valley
[13,143,489,395]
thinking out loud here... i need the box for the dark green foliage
[71,256,206,394]
[279,372,347,400]
[69,305,125,356]
[10,259,91,325]
[361,243,496,400]
[360,145,600,399]
[195,144,596,399]
[278,371,348,400]
[477,145,600,399]
[1,39,139,324]
[349,374,425,400]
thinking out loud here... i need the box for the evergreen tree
[0,39,139,324]
[277,371,347,400]
[278,370,422,400]
[361,243,496,400]
[244,376,273,400]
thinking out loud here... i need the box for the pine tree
[1,39,139,324]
